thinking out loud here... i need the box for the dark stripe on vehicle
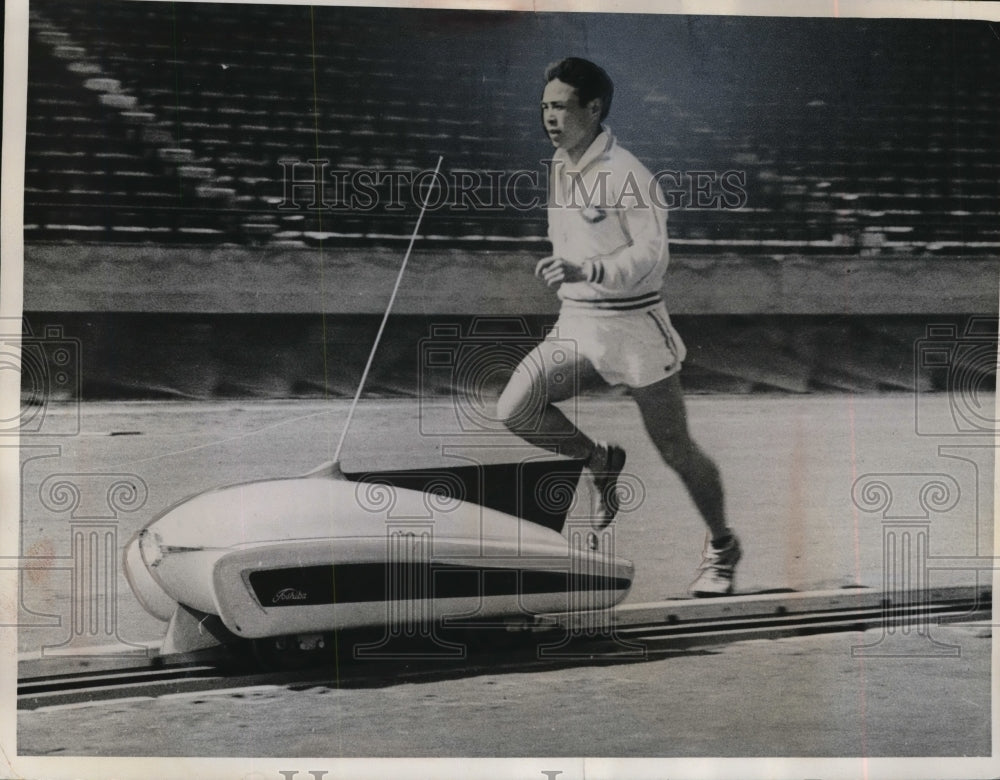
[249,563,630,607]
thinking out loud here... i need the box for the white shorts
[549,303,687,388]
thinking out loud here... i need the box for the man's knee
[494,390,519,430]
[496,383,539,432]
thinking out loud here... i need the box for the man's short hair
[544,57,614,121]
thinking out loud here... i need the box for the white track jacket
[547,129,670,315]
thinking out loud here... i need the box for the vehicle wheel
[250,633,332,671]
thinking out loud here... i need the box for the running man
[497,57,740,596]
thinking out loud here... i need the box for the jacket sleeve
[584,166,669,290]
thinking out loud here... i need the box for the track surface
[16,621,992,757]
[14,393,996,757]
[18,587,990,709]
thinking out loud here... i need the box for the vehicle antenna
[318,156,444,475]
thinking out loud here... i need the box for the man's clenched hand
[535,255,591,287]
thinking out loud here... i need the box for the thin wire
[330,155,444,465]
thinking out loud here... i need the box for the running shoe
[588,442,627,529]
[688,532,742,597]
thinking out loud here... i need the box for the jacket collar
[554,126,615,175]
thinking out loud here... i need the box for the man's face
[541,78,600,161]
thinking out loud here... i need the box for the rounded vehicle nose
[123,532,178,622]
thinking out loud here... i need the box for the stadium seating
[23,2,1000,255]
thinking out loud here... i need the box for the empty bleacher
[23,3,1000,255]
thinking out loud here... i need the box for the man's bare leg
[496,339,600,460]
[631,373,728,538]
[498,340,629,525]
[631,374,740,596]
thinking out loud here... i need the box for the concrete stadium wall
[24,244,999,315]
[21,245,999,399]
[20,310,993,399]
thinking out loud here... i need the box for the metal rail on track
[540,584,990,642]
[17,585,991,711]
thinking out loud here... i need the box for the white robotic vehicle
[123,458,635,668]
